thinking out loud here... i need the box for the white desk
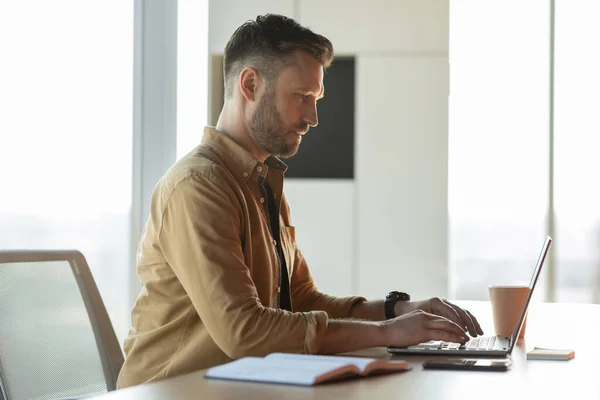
[95,301,600,399]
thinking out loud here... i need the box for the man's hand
[320,309,471,354]
[395,298,484,337]
[382,309,470,347]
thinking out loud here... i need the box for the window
[450,1,600,303]
[449,1,550,300]
[0,1,134,341]
[177,0,209,159]
[554,1,600,302]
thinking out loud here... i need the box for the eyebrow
[297,86,325,99]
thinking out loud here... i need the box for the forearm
[348,299,386,321]
[319,319,387,354]
[349,299,415,321]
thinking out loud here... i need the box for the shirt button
[277,287,281,293]
[259,197,265,203]
[242,172,249,178]
[257,166,263,172]
[273,239,277,246]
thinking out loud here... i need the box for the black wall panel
[284,57,355,179]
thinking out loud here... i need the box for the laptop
[387,236,552,357]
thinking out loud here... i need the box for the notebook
[526,347,575,361]
[205,353,410,386]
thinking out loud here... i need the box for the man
[117,14,483,388]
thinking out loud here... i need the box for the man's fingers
[427,329,468,344]
[444,300,484,335]
[428,318,469,342]
[465,308,484,335]
[443,300,478,337]
[430,299,466,333]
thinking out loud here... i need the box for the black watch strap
[384,291,410,319]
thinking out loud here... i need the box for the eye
[297,93,309,100]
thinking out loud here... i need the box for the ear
[239,67,260,102]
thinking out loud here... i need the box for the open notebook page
[266,353,399,372]
[205,356,357,386]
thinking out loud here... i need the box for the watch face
[388,291,410,301]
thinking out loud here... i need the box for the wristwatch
[384,291,411,319]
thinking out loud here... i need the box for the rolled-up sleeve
[158,169,328,358]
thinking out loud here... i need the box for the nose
[305,101,318,128]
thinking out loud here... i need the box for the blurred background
[1,0,599,345]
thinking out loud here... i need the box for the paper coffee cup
[489,285,530,338]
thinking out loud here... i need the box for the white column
[131,0,178,305]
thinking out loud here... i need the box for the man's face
[249,50,324,158]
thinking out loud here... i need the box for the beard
[249,88,307,159]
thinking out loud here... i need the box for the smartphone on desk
[422,358,511,372]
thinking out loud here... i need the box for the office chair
[0,250,124,400]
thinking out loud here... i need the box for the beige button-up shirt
[117,127,366,388]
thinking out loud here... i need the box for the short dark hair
[223,14,334,98]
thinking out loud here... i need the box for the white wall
[284,180,354,297]
[209,0,295,53]
[297,0,448,55]
[355,56,449,299]
[209,0,449,300]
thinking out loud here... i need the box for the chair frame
[0,371,7,400]
[0,250,124,398]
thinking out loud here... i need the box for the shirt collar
[201,126,287,182]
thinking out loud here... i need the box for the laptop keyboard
[438,336,497,351]
[408,336,500,351]
[466,336,496,350]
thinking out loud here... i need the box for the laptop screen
[508,236,552,351]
